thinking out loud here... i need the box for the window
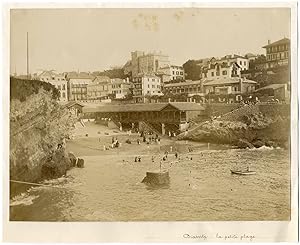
[62,84,66,90]
[244,61,246,66]
[216,71,220,76]
[222,70,227,75]
[240,61,242,65]
[211,72,214,77]
[172,71,175,75]
[180,72,183,75]
[62,92,65,98]
[176,71,179,75]
[148,84,150,88]
[58,85,61,90]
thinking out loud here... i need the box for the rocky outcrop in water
[180,107,290,149]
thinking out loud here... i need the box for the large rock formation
[10,78,77,195]
[180,105,290,149]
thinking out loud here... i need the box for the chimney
[268,39,271,45]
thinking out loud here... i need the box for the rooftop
[164,80,201,88]
[255,83,287,92]
[203,77,257,86]
[83,102,205,113]
[262,38,290,48]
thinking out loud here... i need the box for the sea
[10,138,290,221]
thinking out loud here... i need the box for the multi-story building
[164,80,203,96]
[200,62,241,80]
[87,76,111,101]
[87,77,133,101]
[203,77,257,102]
[111,78,133,99]
[37,70,68,102]
[219,54,249,71]
[262,38,290,69]
[126,51,170,78]
[132,73,162,102]
[67,73,94,101]
[157,65,185,84]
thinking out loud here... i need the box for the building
[67,73,94,101]
[132,73,162,102]
[61,101,84,117]
[87,77,133,101]
[203,77,257,103]
[255,83,290,102]
[201,61,241,80]
[158,65,185,84]
[37,70,68,102]
[220,54,249,71]
[262,38,290,69]
[83,102,206,135]
[126,51,170,78]
[111,78,133,99]
[87,76,112,101]
[164,80,203,97]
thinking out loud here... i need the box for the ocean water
[10,140,290,221]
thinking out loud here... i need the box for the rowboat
[230,170,256,175]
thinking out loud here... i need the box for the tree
[182,60,202,80]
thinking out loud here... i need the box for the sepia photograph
[5,4,298,241]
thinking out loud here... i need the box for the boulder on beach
[68,152,77,167]
[77,158,84,168]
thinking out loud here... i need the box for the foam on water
[10,193,39,206]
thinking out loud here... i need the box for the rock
[77,158,84,168]
[237,139,255,149]
[142,171,170,186]
[68,152,77,167]
[252,139,265,148]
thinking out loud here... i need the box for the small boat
[230,170,256,175]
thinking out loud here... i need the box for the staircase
[139,121,162,135]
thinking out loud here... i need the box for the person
[112,137,115,144]
[151,156,155,162]
[138,156,141,162]
[175,152,178,159]
[137,139,140,145]
[134,157,137,162]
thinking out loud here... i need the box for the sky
[10,8,291,75]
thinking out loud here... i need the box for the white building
[220,54,249,71]
[67,74,94,101]
[201,62,241,80]
[37,70,68,102]
[132,73,162,102]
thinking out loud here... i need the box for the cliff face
[10,79,76,193]
[180,105,290,149]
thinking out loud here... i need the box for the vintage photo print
[3,2,298,243]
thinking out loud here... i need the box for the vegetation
[10,77,60,102]
[182,60,202,80]
[92,68,127,79]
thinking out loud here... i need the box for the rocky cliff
[179,104,290,149]
[10,78,77,195]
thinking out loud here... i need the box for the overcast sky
[10,8,290,75]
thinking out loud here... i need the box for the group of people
[140,131,161,145]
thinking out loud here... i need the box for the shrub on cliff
[10,77,60,102]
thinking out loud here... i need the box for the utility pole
[26,32,29,79]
